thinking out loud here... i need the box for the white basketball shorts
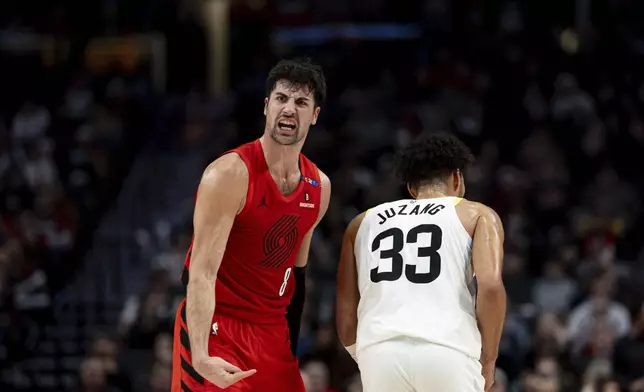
[358,337,484,392]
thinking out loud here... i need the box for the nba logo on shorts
[212,322,218,335]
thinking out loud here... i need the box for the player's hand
[193,356,257,389]
[481,360,496,391]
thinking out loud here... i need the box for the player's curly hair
[266,58,327,106]
[394,132,475,189]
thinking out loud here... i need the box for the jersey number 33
[371,224,443,284]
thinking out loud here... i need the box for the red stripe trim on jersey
[180,381,193,392]
[181,355,204,385]
[180,327,191,352]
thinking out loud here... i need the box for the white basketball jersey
[354,197,481,359]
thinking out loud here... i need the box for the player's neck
[415,185,451,200]
[259,135,302,176]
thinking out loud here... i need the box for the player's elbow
[189,253,223,282]
[476,278,506,298]
[186,273,216,296]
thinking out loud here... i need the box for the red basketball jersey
[182,139,321,324]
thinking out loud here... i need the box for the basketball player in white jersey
[336,133,506,392]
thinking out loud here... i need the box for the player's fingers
[229,369,257,383]
[219,361,242,373]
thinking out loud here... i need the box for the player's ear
[311,106,320,125]
[263,97,268,116]
[452,170,461,191]
[406,183,417,199]
[458,170,466,197]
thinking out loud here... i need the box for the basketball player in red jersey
[170,58,331,392]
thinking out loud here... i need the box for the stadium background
[1,0,643,391]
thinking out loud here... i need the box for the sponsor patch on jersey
[300,175,320,187]
[299,202,315,208]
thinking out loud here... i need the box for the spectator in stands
[61,74,94,121]
[77,356,120,392]
[147,361,171,392]
[152,333,173,367]
[522,355,564,391]
[567,271,631,364]
[580,359,613,392]
[20,139,59,190]
[11,101,50,142]
[612,303,644,385]
[503,250,533,306]
[151,229,191,291]
[532,261,577,313]
[497,304,531,379]
[534,312,568,357]
[629,378,644,392]
[89,334,132,392]
[118,270,173,349]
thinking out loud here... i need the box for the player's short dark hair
[266,58,327,106]
[394,132,475,189]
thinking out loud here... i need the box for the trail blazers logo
[259,214,300,268]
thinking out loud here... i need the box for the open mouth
[277,120,297,133]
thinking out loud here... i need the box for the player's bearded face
[264,81,320,146]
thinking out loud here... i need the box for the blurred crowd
[2,0,644,392]
[0,25,153,391]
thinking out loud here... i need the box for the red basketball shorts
[171,299,305,392]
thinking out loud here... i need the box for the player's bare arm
[187,153,256,387]
[294,170,331,267]
[286,170,331,355]
[335,211,365,361]
[471,203,506,364]
[458,200,506,390]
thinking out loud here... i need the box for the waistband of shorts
[215,305,288,326]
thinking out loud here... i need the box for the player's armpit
[471,204,506,364]
[335,212,364,349]
[186,153,249,361]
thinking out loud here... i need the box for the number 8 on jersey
[279,267,292,296]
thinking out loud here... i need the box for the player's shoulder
[317,168,331,190]
[301,153,330,188]
[463,199,498,217]
[456,199,497,216]
[455,199,502,231]
[201,153,249,186]
[344,209,371,243]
